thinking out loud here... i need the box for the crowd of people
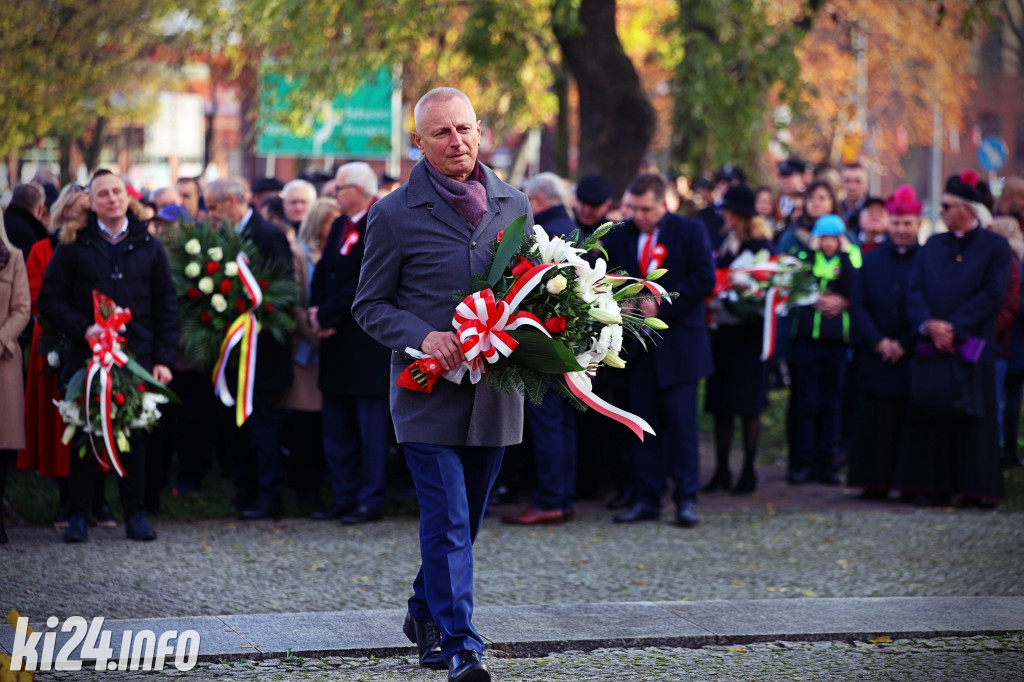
[2,144,1023,547]
[3,85,1024,681]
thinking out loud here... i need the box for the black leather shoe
[62,513,88,543]
[448,649,489,682]
[340,506,382,525]
[675,500,700,528]
[125,513,157,541]
[402,612,446,670]
[605,490,635,510]
[239,503,284,520]
[813,472,842,486]
[310,503,352,520]
[787,467,809,485]
[613,503,660,523]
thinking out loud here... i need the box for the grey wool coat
[352,161,532,447]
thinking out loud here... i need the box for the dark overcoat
[310,211,390,399]
[352,161,532,447]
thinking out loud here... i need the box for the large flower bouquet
[53,291,178,477]
[399,215,672,440]
[707,249,817,358]
[164,224,297,424]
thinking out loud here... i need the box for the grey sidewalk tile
[217,610,414,659]
[475,602,717,656]
[661,597,1024,645]
[881,596,1024,635]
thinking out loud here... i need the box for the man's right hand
[421,331,463,371]
[926,319,955,352]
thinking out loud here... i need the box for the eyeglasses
[334,184,359,194]
[70,184,85,192]
[941,202,968,211]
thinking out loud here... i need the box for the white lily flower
[575,258,609,303]
[531,225,586,264]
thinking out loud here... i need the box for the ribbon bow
[213,253,262,426]
[85,291,132,476]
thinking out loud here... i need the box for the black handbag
[908,352,984,417]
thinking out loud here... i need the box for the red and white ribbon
[84,292,132,476]
[563,371,654,441]
[761,286,790,360]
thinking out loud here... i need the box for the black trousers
[68,439,144,518]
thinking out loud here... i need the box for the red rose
[236,299,248,312]
[511,256,533,278]
[206,261,221,274]
[114,392,126,406]
[543,316,567,334]
[187,287,202,300]
[219,279,233,295]
[136,383,146,393]
[265,303,274,313]
[258,279,270,290]
[496,230,504,243]
[199,310,213,325]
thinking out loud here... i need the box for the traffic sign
[977,135,1008,172]
[256,68,393,158]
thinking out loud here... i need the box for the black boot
[701,469,731,493]
[731,467,757,495]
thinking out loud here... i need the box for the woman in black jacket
[703,186,775,495]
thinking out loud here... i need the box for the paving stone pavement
[15,635,1024,680]
[2,497,1022,680]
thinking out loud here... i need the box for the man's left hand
[153,364,173,385]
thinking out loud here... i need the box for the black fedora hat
[721,184,757,217]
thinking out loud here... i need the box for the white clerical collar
[97,217,129,238]
[234,208,253,235]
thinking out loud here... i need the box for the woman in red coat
[17,186,89,523]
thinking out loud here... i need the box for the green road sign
[256,68,392,158]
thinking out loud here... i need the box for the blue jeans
[525,389,578,510]
[404,442,503,660]
[321,395,390,513]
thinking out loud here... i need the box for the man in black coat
[899,175,1012,504]
[602,173,715,527]
[308,162,391,524]
[204,178,294,519]
[38,170,179,543]
[5,183,48,258]
[502,173,579,525]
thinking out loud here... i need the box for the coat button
[471,241,477,249]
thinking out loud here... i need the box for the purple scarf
[424,160,488,228]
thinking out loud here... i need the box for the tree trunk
[554,0,655,194]
[76,116,107,174]
[57,136,74,186]
[552,64,570,179]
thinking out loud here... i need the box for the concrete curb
[3,596,1022,664]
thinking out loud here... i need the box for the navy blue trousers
[791,340,847,477]
[627,373,701,508]
[404,442,503,660]
[321,394,390,513]
[525,389,578,511]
